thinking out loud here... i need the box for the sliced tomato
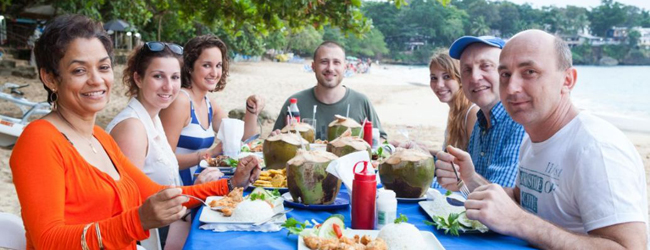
[332,223,342,239]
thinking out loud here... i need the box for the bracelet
[227,178,234,191]
[95,223,104,250]
[81,223,92,250]
[246,103,256,114]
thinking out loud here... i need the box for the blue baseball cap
[449,36,506,59]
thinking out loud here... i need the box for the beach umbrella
[103,19,129,32]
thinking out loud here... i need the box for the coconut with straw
[262,132,309,169]
[286,149,341,205]
[378,147,435,198]
[326,129,371,157]
[281,122,315,143]
[327,114,362,141]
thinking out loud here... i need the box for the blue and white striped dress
[176,90,215,186]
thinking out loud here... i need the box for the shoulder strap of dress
[464,103,477,128]
[179,89,194,111]
[205,96,213,124]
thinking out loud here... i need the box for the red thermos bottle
[351,161,376,229]
[363,119,373,148]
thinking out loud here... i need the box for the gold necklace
[56,110,98,154]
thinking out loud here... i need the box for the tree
[628,29,641,48]
[588,0,626,36]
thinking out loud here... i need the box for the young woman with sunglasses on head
[106,42,224,248]
[9,15,261,249]
[160,35,265,186]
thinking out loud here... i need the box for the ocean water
[572,66,650,119]
[376,65,650,120]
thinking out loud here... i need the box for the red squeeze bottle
[351,161,377,229]
[363,119,373,148]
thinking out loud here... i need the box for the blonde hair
[429,49,474,150]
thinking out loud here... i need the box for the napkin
[326,150,372,193]
[199,223,282,233]
[216,118,245,158]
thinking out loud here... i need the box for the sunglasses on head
[143,41,183,55]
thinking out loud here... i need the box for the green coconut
[327,115,362,141]
[286,149,341,205]
[326,129,372,158]
[263,133,309,170]
[281,122,315,143]
[379,148,435,198]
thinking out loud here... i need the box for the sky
[504,0,650,11]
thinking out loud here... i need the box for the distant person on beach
[435,36,526,189]
[10,14,260,249]
[438,29,648,249]
[160,35,265,186]
[271,41,386,140]
[106,42,224,248]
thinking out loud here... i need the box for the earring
[50,91,58,110]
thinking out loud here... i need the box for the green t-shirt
[272,86,387,140]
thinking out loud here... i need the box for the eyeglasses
[143,41,183,55]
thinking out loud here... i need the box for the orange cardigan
[10,120,229,249]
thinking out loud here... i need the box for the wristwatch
[227,178,234,191]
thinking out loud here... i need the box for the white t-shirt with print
[517,112,648,239]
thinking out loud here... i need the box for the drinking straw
[346,104,350,117]
[312,105,317,124]
[288,107,306,149]
[359,118,367,139]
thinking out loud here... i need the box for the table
[183,190,535,249]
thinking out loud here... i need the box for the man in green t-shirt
[272,41,386,140]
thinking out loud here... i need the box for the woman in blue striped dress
[160,35,265,186]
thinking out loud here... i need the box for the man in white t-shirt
[436,29,648,248]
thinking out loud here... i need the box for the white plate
[419,192,486,233]
[298,229,445,250]
[198,196,287,224]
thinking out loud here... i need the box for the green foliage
[281,217,311,236]
[588,0,627,36]
[394,213,408,223]
[286,26,323,56]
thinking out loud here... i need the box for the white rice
[377,223,426,250]
[231,200,274,222]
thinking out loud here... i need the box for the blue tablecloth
[183,190,535,249]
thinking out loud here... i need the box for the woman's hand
[246,95,265,115]
[230,156,261,187]
[139,187,188,230]
[194,168,224,184]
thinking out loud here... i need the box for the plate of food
[199,187,287,224]
[200,156,237,174]
[283,214,445,250]
[249,169,289,193]
[419,191,489,235]
[241,138,264,153]
[282,191,350,210]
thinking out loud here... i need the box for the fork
[449,161,471,199]
[183,194,223,210]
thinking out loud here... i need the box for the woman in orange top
[9,14,260,250]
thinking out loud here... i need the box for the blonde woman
[429,50,478,151]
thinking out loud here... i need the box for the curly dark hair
[181,35,229,92]
[123,43,183,98]
[34,14,113,104]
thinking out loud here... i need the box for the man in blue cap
[449,30,648,249]
[435,36,525,191]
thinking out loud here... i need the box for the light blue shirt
[432,101,525,189]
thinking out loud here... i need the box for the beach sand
[1,61,649,218]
